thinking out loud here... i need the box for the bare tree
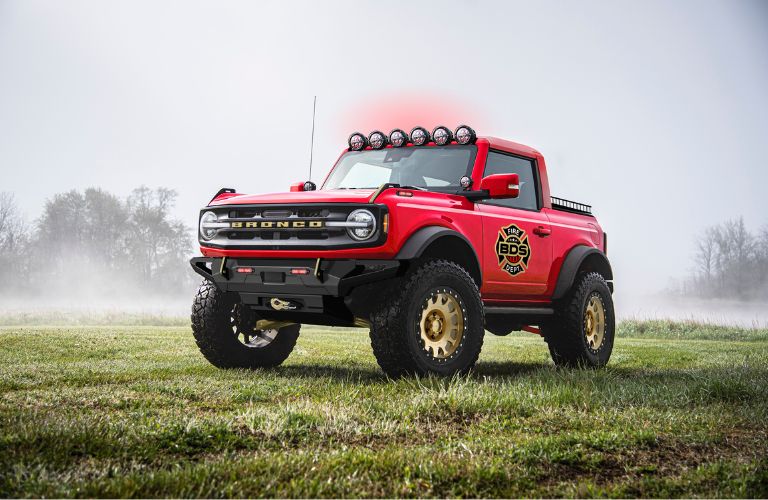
[688,217,767,300]
[82,188,129,268]
[0,193,29,291]
[694,226,717,296]
[0,192,26,246]
[29,186,194,297]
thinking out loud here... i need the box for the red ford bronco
[190,125,614,377]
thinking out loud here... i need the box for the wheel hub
[419,290,465,359]
[584,294,606,352]
[230,304,278,349]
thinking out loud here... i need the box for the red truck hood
[210,189,376,206]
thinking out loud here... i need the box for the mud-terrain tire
[369,259,485,378]
[191,280,300,369]
[543,272,615,368]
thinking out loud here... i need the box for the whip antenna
[308,96,317,181]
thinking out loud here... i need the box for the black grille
[228,207,330,219]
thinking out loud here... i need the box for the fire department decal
[496,224,531,277]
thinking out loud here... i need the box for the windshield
[323,145,477,191]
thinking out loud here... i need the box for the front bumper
[190,257,401,325]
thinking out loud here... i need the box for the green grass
[1,323,767,497]
[0,310,189,327]
[618,319,768,341]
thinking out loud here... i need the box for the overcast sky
[1,0,767,302]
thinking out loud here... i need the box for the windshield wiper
[334,185,428,191]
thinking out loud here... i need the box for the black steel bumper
[190,257,401,325]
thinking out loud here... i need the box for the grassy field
[1,322,767,498]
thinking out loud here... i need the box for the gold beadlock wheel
[542,272,614,368]
[584,294,606,352]
[418,289,465,359]
[369,259,484,377]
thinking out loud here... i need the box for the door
[477,150,552,300]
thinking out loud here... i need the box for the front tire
[191,280,300,369]
[543,272,615,368]
[369,260,485,378]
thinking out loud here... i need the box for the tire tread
[191,280,299,369]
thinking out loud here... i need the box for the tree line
[679,217,768,300]
[3,189,766,303]
[0,187,195,300]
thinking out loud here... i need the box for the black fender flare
[395,226,482,285]
[208,187,236,205]
[552,245,613,300]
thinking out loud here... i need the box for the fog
[1,0,767,325]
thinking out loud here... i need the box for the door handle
[533,225,552,237]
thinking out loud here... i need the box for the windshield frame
[321,144,478,193]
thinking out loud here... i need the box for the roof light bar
[389,128,408,147]
[454,124,476,145]
[368,130,388,150]
[432,125,453,146]
[348,132,368,151]
[347,125,477,148]
[410,126,430,146]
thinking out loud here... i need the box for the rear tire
[369,259,485,378]
[543,272,615,368]
[191,280,300,369]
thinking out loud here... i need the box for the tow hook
[270,298,298,311]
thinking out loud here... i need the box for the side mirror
[290,181,317,192]
[479,173,520,199]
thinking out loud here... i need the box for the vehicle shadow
[272,360,550,383]
[473,360,549,378]
[271,361,767,397]
[274,363,386,382]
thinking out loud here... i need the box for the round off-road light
[368,130,388,150]
[389,128,408,147]
[432,125,453,146]
[410,126,430,146]
[460,176,472,189]
[454,124,476,145]
[346,209,376,240]
[199,211,218,240]
[348,132,368,151]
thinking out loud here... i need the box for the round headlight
[199,211,218,240]
[410,126,430,146]
[389,128,408,147]
[454,124,476,145]
[348,132,368,151]
[346,209,376,241]
[368,130,388,150]
[432,125,453,146]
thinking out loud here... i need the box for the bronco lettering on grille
[229,220,325,229]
